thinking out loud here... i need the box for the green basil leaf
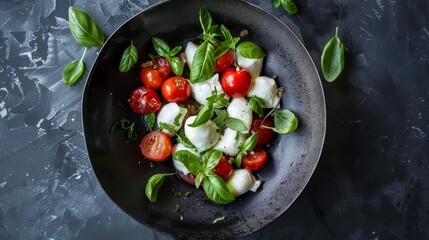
[145,173,175,202]
[225,118,247,132]
[220,25,233,44]
[168,56,184,76]
[235,151,244,168]
[170,46,182,57]
[143,113,155,132]
[280,0,298,15]
[152,37,170,57]
[173,113,183,127]
[68,6,104,47]
[203,175,235,204]
[212,109,227,135]
[195,172,205,189]
[199,5,212,34]
[273,0,281,8]
[236,41,266,59]
[188,103,214,127]
[212,216,226,224]
[173,150,204,173]
[109,118,137,140]
[190,41,215,83]
[272,109,298,134]
[63,48,86,86]
[243,133,258,151]
[214,45,230,60]
[321,27,345,82]
[202,150,223,170]
[177,129,198,150]
[248,96,266,118]
[159,122,177,135]
[119,40,138,72]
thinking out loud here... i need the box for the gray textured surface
[1,0,428,239]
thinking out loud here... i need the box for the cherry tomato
[220,68,252,98]
[161,76,192,103]
[251,118,276,146]
[140,131,172,162]
[242,148,267,171]
[212,155,234,181]
[129,86,161,114]
[177,171,196,187]
[140,58,171,89]
[214,49,234,73]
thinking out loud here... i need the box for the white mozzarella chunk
[247,76,280,108]
[172,143,200,175]
[157,103,188,136]
[184,116,220,152]
[227,98,252,134]
[185,42,198,69]
[236,52,264,79]
[213,128,245,156]
[190,74,229,108]
[226,169,262,197]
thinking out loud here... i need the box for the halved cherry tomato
[220,67,252,98]
[212,155,234,181]
[129,86,161,114]
[242,148,267,172]
[161,76,192,103]
[251,118,276,146]
[215,49,234,73]
[140,58,171,89]
[140,131,172,162]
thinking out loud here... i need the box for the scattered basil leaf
[206,88,229,107]
[199,5,213,34]
[175,204,180,212]
[119,40,138,72]
[272,109,298,134]
[321,27,345,82]
[212,216,226,224]
[248,96,266,118]
[150,162,155,168]
[203,175,235,205]
[145,173,175,202]
[172,187,182,198]
[225,118,247,132]
[190,40,215,83]
[169,56,184,76]
[236,41,266,59]
[173,150,204,173]
[109,118,137,140]
[68,6,104,47]
[63,56,85,86]
[202,150,223,171]
[273,0,281,8]
[152,37,170,57]
[188,103,214,127]
[275,0,298,15]
[143,113,156,132]
[236,133,259,167]
[185,191,193,197]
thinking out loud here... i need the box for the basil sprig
[151,37,184,76]
[68,6,105,47]
[263,109,298,134]
[119,40,138,72]
[321,27,346,82]
[273,0,298,15]
[190,40,215,83]
[212,109,228,135]
[109,118,137,140]
[173,150,235,204]
[63,48,86,86]
[235,133,259,167]
[248,96,266,118]
[236,41,266,59]
[145,173,175,202]
[188,88,228,127]
[225,118,247,132]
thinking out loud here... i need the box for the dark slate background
[1,0,428,239]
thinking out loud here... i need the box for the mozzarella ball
[213,128,245,156]
[247,76,280,108]
[184,116,220,152]
[226,169,262,197]
[185,42,198,69]
[227,98,252,134]
[190,74,229,108]
[172,143,200,175]
[236,52,263,79]
[157,103,188,136]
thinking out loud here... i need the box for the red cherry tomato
[214,49,234,73]
[161,76,192,103]
[140,131,172,162]
[242,148,267,172]
[129,86,161,114]
[251,118,276,146]
[140,58,171,89]
[212,155,234,181]
[220,68,252,98]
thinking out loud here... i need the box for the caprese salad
[125,6,298,205]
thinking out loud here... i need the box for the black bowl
[82,0,326,239]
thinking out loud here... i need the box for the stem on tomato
[260,87,285,129]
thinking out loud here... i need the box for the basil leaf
[236,133,258,167]
[225,118,247,132]
[212,109,227,135]
[145,173,175,202]
[109,118,137,140]
[195,172,205,189]
[248,96,266,118]
[214,45,230,60]
[168,56,184,76]
[321,27,345,82]
[170,46,182,57]
[68,7,104,47]
[273,0,281,8]
[199,5,212,34]
[159,122,177,135]
[143,113,155,131]
[220,25,233,44]
[203,175,235,204]
[63,48,86,86]
[177,129,198,150]
[236,41,266,59]
[235,151,244,168]
[119,40,138,72]
[272,109,298,134]
[152,37,170,57]
[278,0,298,15]
[190,40,215,83]
[173,150,204,173]
[173,113,183,126]
[188,103,214,127]
[202,150,222,170]
[212,216,225,224]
